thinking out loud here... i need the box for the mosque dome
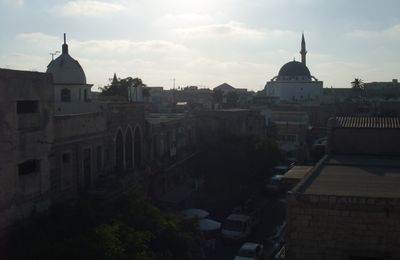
[46,35,87,85]
[278,60,311,78]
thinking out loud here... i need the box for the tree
[195,135,284,210]
[100,75,146,100]
[351,78,364,91]
[8,190,203,260]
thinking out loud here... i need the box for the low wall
[286,192,400,259]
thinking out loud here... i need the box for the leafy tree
[8,190,203,260]
[100,75,146,100]
[195,135,283,210]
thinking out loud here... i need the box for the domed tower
[47,34,94,114]
[277,60,311,81]
[264,33,323,102]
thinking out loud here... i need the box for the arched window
[115,130,124,172]
[125,128,133,170]
[134,127,142,169]
[61,88,71,102]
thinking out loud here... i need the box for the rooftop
[146,113,185,124]
[283,166,313,181]
[296,155,400,198]
[333,116,400,129]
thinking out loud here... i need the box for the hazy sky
[1,0,399,91]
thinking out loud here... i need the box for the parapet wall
[286,192,400,259]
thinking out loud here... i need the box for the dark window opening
[83,148,91,188]
[61,88,71,102]
[125,130,133,169]
[62,153,71,164]
[96,146,102,172]
[134,128,142,168]
[17,100,39,114]
[116,131,124,171]
[84,89,89,102]
[18,160,40,175]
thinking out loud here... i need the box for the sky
[1,0,400,91]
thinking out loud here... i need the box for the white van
[221,214,254,241]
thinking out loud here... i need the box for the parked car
[267,221,286,246]
[263,240,281,260]
[221,214,256,241]
[265,175,286,194]
[234,242,264,260]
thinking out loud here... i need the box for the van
[221,214,254,241]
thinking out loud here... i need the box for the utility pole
[171,78,176,108]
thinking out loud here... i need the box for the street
[207,196,287,260]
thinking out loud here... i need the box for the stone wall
[0,69,54,230]
[54,112,106,140]
[286,192,400,259]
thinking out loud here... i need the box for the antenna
[49,51,60,60]
[171,78,176,90]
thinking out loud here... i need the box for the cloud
[0,53,49,72]
[71,39,190,59]
[172,21,265,39]
[383,24,400,38]
[348,24,400,41]
[1,0,23,7]
[17,32,59,44]
[16,32,190,58]
[59,0,125,16]
[156,13,214,27]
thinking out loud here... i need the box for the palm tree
[351,78,364,91]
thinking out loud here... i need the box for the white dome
[46,36,87,85]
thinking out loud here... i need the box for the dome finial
[62,33,69,54]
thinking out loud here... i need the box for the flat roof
[297,155,400,198]
[283,166,313,180]
[146,113,185,124]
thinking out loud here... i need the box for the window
[18,159,40,175]
[62,153,71,164]
[16,100,38,114]
[61,88,71,102]
[84,89,89,102]
[96,146,103,172]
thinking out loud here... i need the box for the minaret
[62,33,68,54]
[112,73,118,85]
[300,32,307,65]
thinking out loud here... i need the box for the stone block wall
[286,193,400,259]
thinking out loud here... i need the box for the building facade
[286,116,400,259]
[0,69,54,229]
